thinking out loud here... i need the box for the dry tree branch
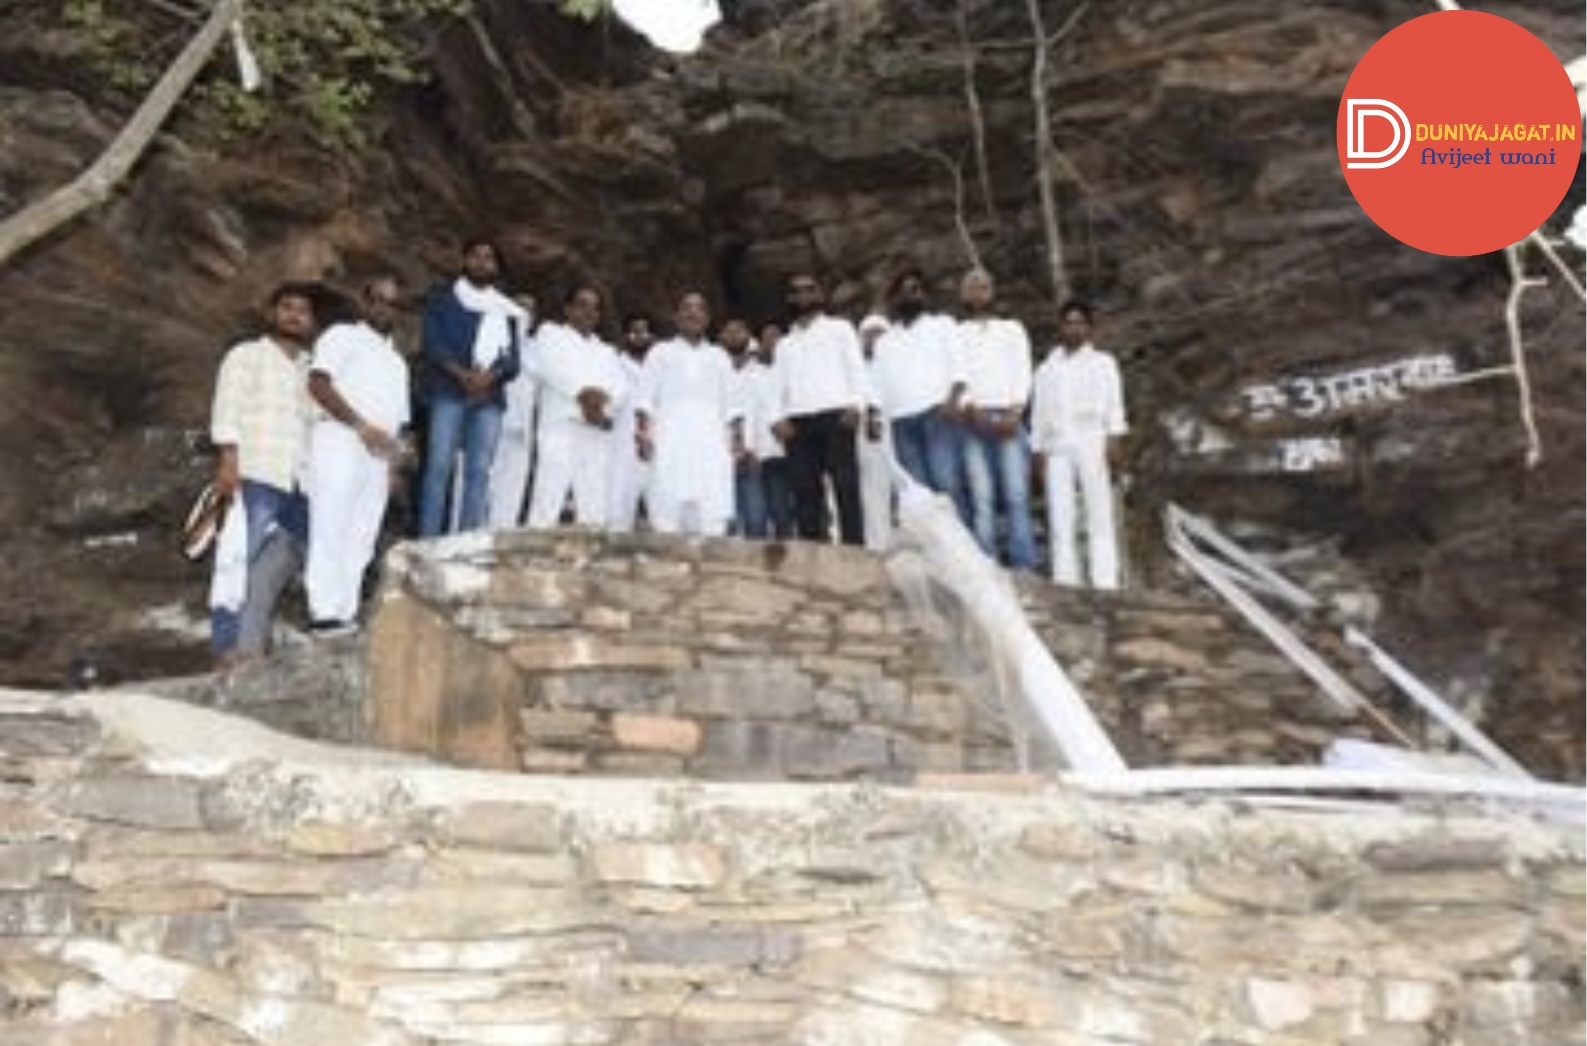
[1500,243,1547,467]
[911,145,983,271]
[954,0,999,228]
[0,0,244,268]
[1025,0,1090,304]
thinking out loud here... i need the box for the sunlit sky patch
[612,0,723,54]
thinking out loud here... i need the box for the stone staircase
[143,529,1447,781]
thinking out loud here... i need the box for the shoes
[308,619,359,637]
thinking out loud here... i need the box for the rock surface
[0,688,1580,1046]
[0,1,1580,764]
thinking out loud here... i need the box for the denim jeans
[963,413,1036,569]
[734,459,769,538]
[891,407,969,522]
[210,479,308,655]
[761,457,795,539]
[419,395,504,537]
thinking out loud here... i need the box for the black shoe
[308,619,358,637]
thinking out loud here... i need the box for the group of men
[204,238,1129,668]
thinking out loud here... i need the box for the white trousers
[1044,442,1119,590]
[607,433,648,532]
[306,426,391,622]
[650,499,729,537]
[857,431,893,551]
[528,419,612,528]
[488,425,534,530]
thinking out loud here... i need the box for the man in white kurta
[527,285,624,529]
[305,278,411,627]
[486,294,538,530]
[607,314,655,531]
[856,314,894,551]
[1030,300,1128,590]
[636,292,741,536]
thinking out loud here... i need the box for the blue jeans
[762,457,795,538]
[419,396,503,537]
[210,479,308,655]
[891,407,969,522]
[963,414,1036,569]
[735,460,769,538]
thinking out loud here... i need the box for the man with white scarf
[527,284,625,528]
[416,238,525,537]
[304,276,410,631]
[636,292,742,537]
[1030,299,1128,590]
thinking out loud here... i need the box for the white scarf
[454,277,527,369]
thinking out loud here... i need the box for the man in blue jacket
[416,238,526,536]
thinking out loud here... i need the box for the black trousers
[786,409,863,546]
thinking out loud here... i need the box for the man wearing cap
[856,313,894,550]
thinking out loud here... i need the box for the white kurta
[1030,343,1127,589]
[488,331,538,530]
[637,337,740,535]
[606,353,649,531]
[528,322,624,528]
[733,358,784,463]
[305,321,410,622]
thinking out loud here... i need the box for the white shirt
[500,330,539,435]
[310,321,411,434]
[1030,344,1127,454]
[533,321,624,427]
[210,335,313,491]
[957,316,1032,411]
[637,337,741,426]
[773,313,872,419]
[870,312,964,420]
[734,358,784,460]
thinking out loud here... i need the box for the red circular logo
[1338,11,1582,256]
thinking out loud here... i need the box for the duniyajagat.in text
[1415,122,1578,142]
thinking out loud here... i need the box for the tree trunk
[0,0,243,269]
[1025,0,1068,305]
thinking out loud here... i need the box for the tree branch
[0,0,244,269]
[911,146,983,271]
[1501,242,1546,467]
[1026,0,1089,304]
[955,0,999,229]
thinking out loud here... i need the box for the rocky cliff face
[0,1,1580,776]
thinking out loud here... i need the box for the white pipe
[891,465,1127,774]
[1343,627,1532,779]
[1166,509,1368,713]
[1169,506,1318,609]
[1070,765,1585,824]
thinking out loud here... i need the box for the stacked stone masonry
[361,529,1400,778]
[0,692,1581,1046]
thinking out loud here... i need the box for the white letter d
[1346,99,1411,169]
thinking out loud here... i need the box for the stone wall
[2,691,1581,1046]
[362,529,1394,779]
